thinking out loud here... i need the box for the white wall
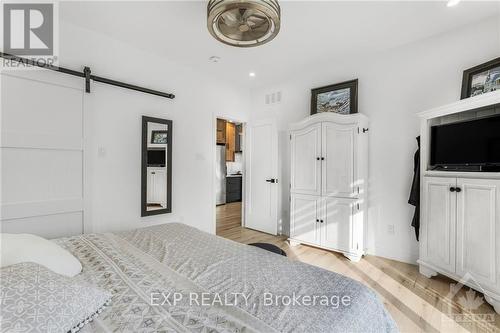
[249,17,500,264]
[59,21,250,234]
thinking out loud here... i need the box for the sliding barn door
[1,71,85,238]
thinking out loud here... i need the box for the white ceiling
[61,1,500,88]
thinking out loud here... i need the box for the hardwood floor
[216,202,499,333]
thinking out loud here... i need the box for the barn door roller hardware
[0,52,175,99]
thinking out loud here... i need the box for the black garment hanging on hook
[408,136,420,241]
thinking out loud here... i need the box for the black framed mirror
[141,116,172,216]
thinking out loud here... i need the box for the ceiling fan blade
[220,11,242,28]
[246,15,267,28]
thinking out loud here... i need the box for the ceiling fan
[207,0,281,47]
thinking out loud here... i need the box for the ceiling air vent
[207,0,281,48]
[265,91,282,105]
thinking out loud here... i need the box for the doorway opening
[215,117,245,236]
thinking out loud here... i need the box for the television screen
[147,149,166,166]
[430,113,500,167]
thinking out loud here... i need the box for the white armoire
[288,112,369,261]
[418,91,500,313]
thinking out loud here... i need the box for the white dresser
[418,91,500,313]
[288,112,369,261]
[147,167,167,207]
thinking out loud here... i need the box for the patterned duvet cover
[55,223,397,333]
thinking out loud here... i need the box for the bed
[53,223,397,332]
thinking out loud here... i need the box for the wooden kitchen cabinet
[235,124,242,152]
[216,118,226,144]
[226,122,236,161]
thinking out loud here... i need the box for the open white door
[245,120,278,235]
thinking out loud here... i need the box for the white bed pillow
[0,233,82,277]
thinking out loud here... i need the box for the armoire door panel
[456,178,499,287]
[290,194,320,245]
[421,177,456,273]
[322,197,354,252]
[290,124,321,195]
[321,123,356,198]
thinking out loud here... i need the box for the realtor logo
[3,3,54,55]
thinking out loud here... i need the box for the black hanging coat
[408,136,420,241]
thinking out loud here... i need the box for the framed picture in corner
[461,57,500,99]
[151,130,168,144]
[311,79,358,115]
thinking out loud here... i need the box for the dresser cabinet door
[290,124,322,196]
[147,171,155,202]
[321,122,356,198]
[290,194,321,245]
[321,197,355,252]
[147,169,167,205]
[421,177,457,274]
[456,178,500,287]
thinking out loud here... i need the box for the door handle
[455,187,462,193]
[265,178,277,183]
[450,187,456,192]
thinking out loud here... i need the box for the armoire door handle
[450,187,456,192]
[265,178,277,183]
[455,187,462,193]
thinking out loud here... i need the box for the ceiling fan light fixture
[207,0,281,47]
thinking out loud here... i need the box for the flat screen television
[147,149,165,167]
[430,113,500,169]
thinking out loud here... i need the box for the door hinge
[357,127,360,134]
[290,134,292,140]
[356,243,359,250]
[357,203,360,210]
[357,186,360,194]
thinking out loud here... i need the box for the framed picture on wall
[151,130,168,144]
[461,57,500,99]
[311,79,358,115]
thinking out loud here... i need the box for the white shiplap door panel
[1,73,83,150]
[290,194,320,244]
[321,196,354,252]
[290,124,321,195]
[1,148,82,203]
[1,71,85,238]
[1,212,83,239]
[321,122,356,198]
[421,177,456,274]
[456,178,499,287]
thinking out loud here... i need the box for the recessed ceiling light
[209,56,221,63]
[447,0,460,7]
[249,72,256,77]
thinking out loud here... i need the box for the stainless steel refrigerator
[215,144,226,205]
